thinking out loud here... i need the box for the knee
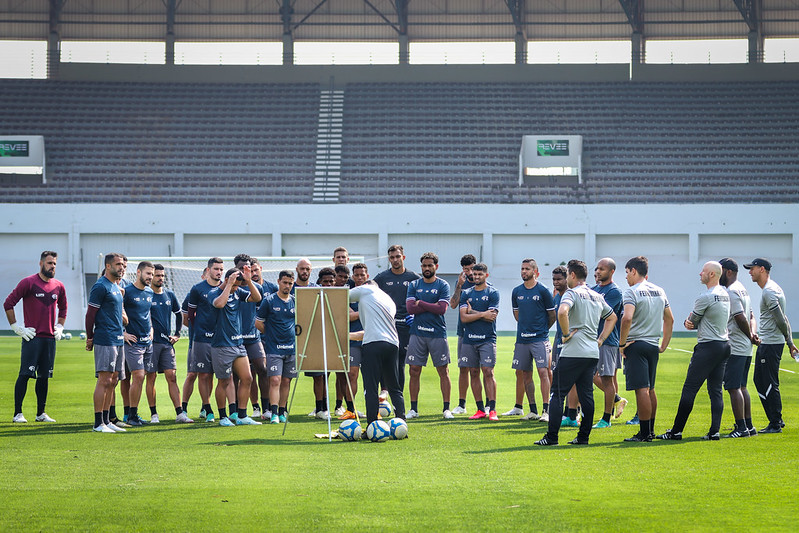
[409,366,421,378]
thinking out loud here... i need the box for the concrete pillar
[272,233,283,257]
[398,35,409,65]
[515,33,527,65]
[748,30,763,63]
[283,34,294,66]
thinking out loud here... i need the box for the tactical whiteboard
[294,287,350,373]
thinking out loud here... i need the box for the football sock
[529,403,538,415]
[35,377,48,415]
[649,418,655,434]
[124,406,130,417]
[411,401,418,412]
[489,400,496,411]
[476,401,485,412]
[181,402,188,412]
[130,407,138,419]
[150,406,157,416]
[316,400,324,412]
[514,403,523,410]
[736,418,746,431]
[261,397,269,411]
[252,403,260,411]
[271,404,279,416]
[335,399,343,410]
[102,410,110,425]
[279,406,286,416]
[219,408,227,419]
[202,404,213,416]
[230,402,237,414]
[175,406,183,415]
[14,376,27,414]
[602,412,612,424]
[639,419,649,436]
[458,399,466,409]
[238,408,247,419]
[543,402,549,413]
[745,417,754,430]
[615,393,622,403]
[567,408,578,421]
[346,400,355,412]
[108,405,117,420]
[94,412,103,428]
[443,402,450,412]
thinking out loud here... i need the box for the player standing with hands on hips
[4,251,67,423]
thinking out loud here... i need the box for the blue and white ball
[80,332,87,340]
[338,419,362,442]
[389,418,408,440]
[366,420,391,442]
[63,332,72,340]
[378,401,393,419]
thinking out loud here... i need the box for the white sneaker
[357,411,365,417]
[539,412,549,423]
[35,413,56,422]
[614,397,628,419]
[502,407,524,416]
[106,422,126,433]
[316,410,330,420]
[308,410,317,417]
[334,406,345,417]
[262,410,272,420]
[176,412,194,423]
[150,414,160,424]
[12,413,27,423]
[521,411,540,421]
[252,407,262,418]
[406,409,419,419]
[451,405,467,415]
[93,424,115,433]
[443,409,454,419]
[379,390,389,402]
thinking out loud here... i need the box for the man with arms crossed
[718,258,757,437]
[5,251,67,423]
[746,257,798,433]
[506,258,555,421]
[450,254,477,415]
[658,261,730,441]
[86,253,127,433]
[619,256,674,442]
[535,260,616,446]
[460,264,501,421]
[122,261,155,427]
[405,252,452,419]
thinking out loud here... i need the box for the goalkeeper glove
[54,324,64,341]
[11,323,36,341]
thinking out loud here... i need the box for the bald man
[658,262,731,441]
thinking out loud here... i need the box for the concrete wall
[2,203,797,335]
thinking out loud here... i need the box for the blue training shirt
[256,292,296,355]
[455,278,475,337]
[87,276,124,346]
[241,282,265,345]
[406,277,450,338]
[151,289,181,345]
[459,285,500,344]
[553,292,564,357]
[123,284,153,345]
[592,282,623,347]
[512,282,555,344]
[188,280,221,344]
[208,286,251,348]
[350,300,363,348]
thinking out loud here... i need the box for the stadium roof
[2,0,799,43]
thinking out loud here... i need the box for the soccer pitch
[1,336,797,531]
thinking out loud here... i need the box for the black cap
[743,258,772,271]
[718,257,738,272]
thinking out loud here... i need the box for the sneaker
[726,427,749,438]
[759,425,782,434]
[150,414,160,424]
[535,436,558,446]
[357,410,365,417]
[229,412,239,423]
[199,409,207,419]
[702,432,720,441]
[270,414,279,424]
[568,438,589,445]
[205,413,215,423]
[175,412,194,423]
[127,416,145,427]
[502,407,524,416]
[252,407,262,418]
[262,410,272,420]
[451,405,467,415]
[122,414,129,423]
[443,409,454,419]
[521,411,540,421]
[657,429,682,440]
[307,410,317,418]
[106,422,126,433]
[111,418,131,428]
[747,427,758,437]
[339,410,356,420]
[406,409,419,419]
[93,424,115,433]
[316,410,330,420]
[469,410,487,420]
[279,414,287,423]
[219,417,235,427]
[12,413,27,423]
[488,410,499,421]
[561,418,579,428]
[379,390,389,402]
[614,397,628,419]
[592,419,611,429]
[538,412,549,423]
[35,413,56,423]
[626,414,640,425]
[334,406,345,417]
[624,432,652,442]
[236,416,262,425]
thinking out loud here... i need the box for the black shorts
[624,340,659,391]
[20,337,56,378]
[723,355,751,390]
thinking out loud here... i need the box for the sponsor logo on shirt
[51,294,58,300]
[416,326,434,333]
[468,333,487,340]
[276,343,294,350]
[35,293,44,297]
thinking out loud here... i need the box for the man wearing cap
[718,258,757,437]
[745,257,798,433]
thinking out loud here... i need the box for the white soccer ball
[389,418,408,440]
[80,332,87,340]
[63,332,72,340]
[366,420,391,442]
[338,419,362,442]
[378,401,393,419]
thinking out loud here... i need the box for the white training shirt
[349,282,399,347]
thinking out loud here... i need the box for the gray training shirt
[622,280,670,346]
[559,284,614,359]
[758,279,788,344]
[726,280,753,357]
[688,284,730,343]
[349,283,399,347]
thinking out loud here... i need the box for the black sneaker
[535,436,558,446]
[747,427,758,437]
[128,415,149,427]
[726,428,749,438]
[702,432,720,441]
[624,432,652,442]
[568,438,589,445]
[657,429,682,440]
[759,425,782,434]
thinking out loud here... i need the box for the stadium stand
[1,79,797,204]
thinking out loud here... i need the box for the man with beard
[450,254,478,415]
[121,261,156,426]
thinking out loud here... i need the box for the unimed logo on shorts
[0,141,29,157]
[537,140,569,156]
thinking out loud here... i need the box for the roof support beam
[619,0,645,64]
[47,0,66,78]
[165,0,177,65]
[505,0,527,64]
[395,0,409,64]
[733,0,763,62]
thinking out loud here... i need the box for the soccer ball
[338,419,362,442]
[64,332,72,340]
[378,401,393,419]
[80,332,87,340]
[366,420,391,442]
[389,418,408,440]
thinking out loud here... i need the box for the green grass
[1,336,798,531]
